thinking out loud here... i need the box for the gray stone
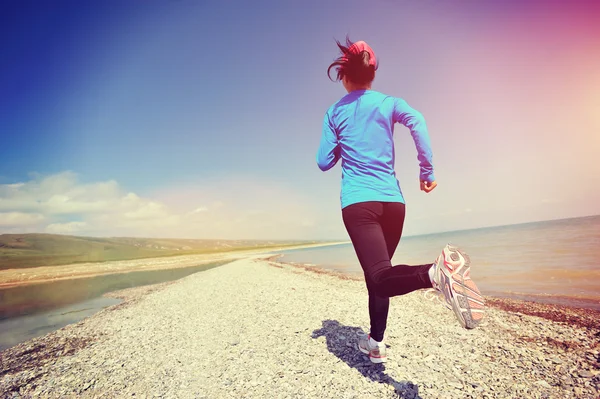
[579,370,594,378]
[535,380,552,389]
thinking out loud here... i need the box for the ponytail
[327,36,378,85]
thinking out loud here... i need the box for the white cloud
[0,171,338,240]
[0,171,120,215]
[46,221,87,234]
[0,212,45,227]
[4,170,593,240]
[124,201,169,220]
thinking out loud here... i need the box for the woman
[316,37,485,364]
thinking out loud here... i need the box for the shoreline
[2,249,597,330]
[265,255,600,331]
[0,241,349,289]
[1,257,599,398]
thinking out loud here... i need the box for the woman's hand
[420,180,437,193]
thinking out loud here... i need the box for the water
[0,297,121,351]
[0,260,230,350]
[276,215,600,310]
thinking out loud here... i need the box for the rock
[535,380,552,389]
[555,365,563,373]
[579,370,594,378]
[562,375,575,386]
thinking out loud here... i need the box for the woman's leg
[343,202,389,342]
[365,277,389,342]
[342,201,434,303]
[381,201,405,260]
[364,201,406,340]
[380,201,434,292]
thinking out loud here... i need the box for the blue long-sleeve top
[316,89,435,209]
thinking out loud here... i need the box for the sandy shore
[1,256,599,399]
[0,241,349,288]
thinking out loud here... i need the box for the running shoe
[357,331,387,364]
[431,244,485,329]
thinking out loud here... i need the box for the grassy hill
[0,234,318,270]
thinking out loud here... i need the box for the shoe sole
[438,245,485,329]
[358,343,387,363]
[368,355,386,364]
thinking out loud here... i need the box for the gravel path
[1,257,599,398]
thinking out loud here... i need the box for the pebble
[534,380,552,389]
[1,258,599,399]
[579,370,595,378]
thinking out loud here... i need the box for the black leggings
[342,201,433,342]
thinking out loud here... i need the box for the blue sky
[1,0,599,240]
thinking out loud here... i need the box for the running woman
[316,37,485,364]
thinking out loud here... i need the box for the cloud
[0,171,120,215]
[0,171,341,240]
[0,212,46,227]
[46,221,87,234]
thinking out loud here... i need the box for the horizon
[2,213,597,242]
[2,1,599,241]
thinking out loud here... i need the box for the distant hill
[0,234,317,270]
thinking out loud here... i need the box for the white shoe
[431,244,485,329]
[357,331,387,363]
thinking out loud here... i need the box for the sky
[1,0,599,240]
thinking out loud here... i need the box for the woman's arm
[316,111,340,171]
[393,98,435,184]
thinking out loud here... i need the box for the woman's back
[318,89,433,209]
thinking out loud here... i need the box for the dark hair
[327,36,378,85]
